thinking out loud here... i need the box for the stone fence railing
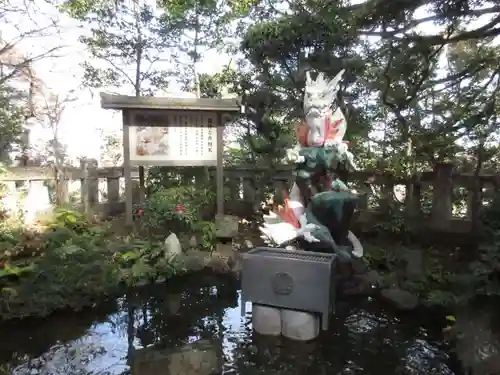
[0,161,497,233]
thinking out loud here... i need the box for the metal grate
[249,248,332,262]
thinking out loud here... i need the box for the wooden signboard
[128,111,218,166]
[100,93,241,226]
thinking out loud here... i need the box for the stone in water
[252,304,282,336]
[281,310,320,341]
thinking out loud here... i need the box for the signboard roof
[100,92,241,112]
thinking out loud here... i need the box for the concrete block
[252,304,282,336]
[281,309,320,341]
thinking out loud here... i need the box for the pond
[0,273,462,375]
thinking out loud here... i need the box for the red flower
[137,209,143,215]
[176,204,184,213]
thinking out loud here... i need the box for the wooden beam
[216,116,224,216]
[0,165,496,189]
[123,111,134,226]
[100,92,241,112]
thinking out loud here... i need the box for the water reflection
[0,273,461,375]
[132,339,222,375]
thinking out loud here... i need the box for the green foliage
[183,69,238,99]
[146,167,232,212]
[194,220,217,252]
[363,243,459,307]
[60,0,179,94]
[0,84,27,163]
[114,238,181,286]
[141,186,203,233]
[49,207,90,233]
[372,209,407,235]
[0,209,184,320]
[139,183,221,254]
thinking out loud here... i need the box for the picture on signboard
[128,112,218,165]
[135,126,170,156]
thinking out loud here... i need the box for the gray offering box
[241,247,337,330]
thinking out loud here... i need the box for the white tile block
[252,305,282,336]
[281,310,320,341]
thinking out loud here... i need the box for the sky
[4,0,233,163]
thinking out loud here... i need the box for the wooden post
[378,180,394,214]
[107,177,120,204]
[226,173,240,201]
[431,162,454,229]
[80,158,89,213]
[123,111,133,226]
[466,185,482,220]
[87,159,99,209]
[357,185,370,210]
[242,177,256,203]
[405,181,421,218]
[138,167,145,203]
[55,167,69,205]
[216,117,224,216]
[106,176,120,215]
[466,188,473,219]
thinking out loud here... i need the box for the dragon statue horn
[327,69,346,92]
[305,71,312,85]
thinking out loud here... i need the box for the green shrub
[194,220,217,252]
[48,207,91,233]
[140,186,217,234]
[141,187,197,233]
[0,229,183,319]
[114,238,180,285]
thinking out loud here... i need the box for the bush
[139,186,216,234]
[193,220,217,252]
[0,207,183,320]
[48,206,92,234]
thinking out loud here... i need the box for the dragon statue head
[298,70,346,147]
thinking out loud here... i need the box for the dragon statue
[259,69,363,260]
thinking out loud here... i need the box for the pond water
[0,273,462,375]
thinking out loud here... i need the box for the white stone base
[252,305,282,336]
[252,304,320,341]
[281,310,319,341]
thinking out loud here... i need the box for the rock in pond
[164,233,183,259]
[380,287,418,311]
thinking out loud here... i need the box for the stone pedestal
[281,309,320,341]
[252,304,320,341]
[252,305,281,336]
[242,247,335,341]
